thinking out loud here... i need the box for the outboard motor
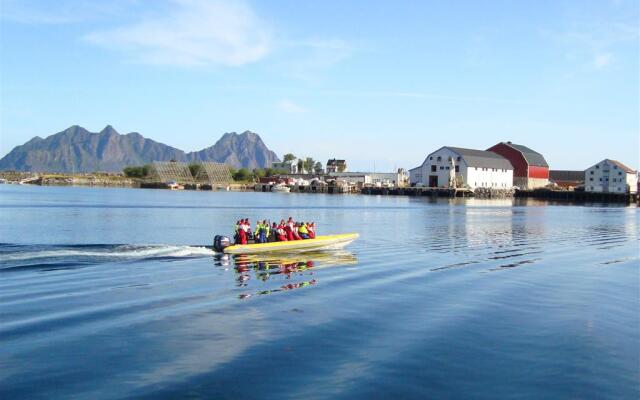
[213,235,231,253]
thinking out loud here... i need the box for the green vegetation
[232,168,251,181]
[123,164,151,178]
[283,153,296,162]
[228,167,289,182]
[188,163,202,178]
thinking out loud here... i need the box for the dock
[254,183,358,194]
[361,187,474,197]
[515,189,638,204]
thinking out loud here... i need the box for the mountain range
[0,125,280,172]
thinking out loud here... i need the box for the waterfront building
[409,146,513,190]
[549,170,584,189]
[584,159,637,194]
[326,159,347,173]
[487,142,549,189]
[328,169,408,187]
[271,159,300,174]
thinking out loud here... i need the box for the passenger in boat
[234,220,241,243]
[254,220,263,243]
[237,219,248,245]
[244,219,252,243]
[292,222,302,240]
[261,219,269,243]
[270,222,277,242]
[285,218,295,241]
[298,222,309,239]
[276,220,288,241]
[307,222,316,239]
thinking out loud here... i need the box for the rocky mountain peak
[0,125,280,172]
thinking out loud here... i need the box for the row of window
[430,165,460,172]
[589,186,625,191]
[589,170,623,176]
[426,165,509,173]
[590,177,625,182]
[474,182,509,187]
[430,155,461,162]
[595,165,620,170]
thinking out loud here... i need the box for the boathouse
[487,142,549,189]
[409,146,513,190]
[585,159,637,194]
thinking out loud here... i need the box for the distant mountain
[0,126,280,172]
[186,131,279,170]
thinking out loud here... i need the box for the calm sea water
[0,185,638,399]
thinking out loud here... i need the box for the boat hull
[223,233,359,254]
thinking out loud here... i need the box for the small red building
[487,142,549,189]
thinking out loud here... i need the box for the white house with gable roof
[585,159,637,194]
[410,146,514,190]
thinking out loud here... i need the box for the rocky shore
[0,171,136,187]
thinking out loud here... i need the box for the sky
[0,0,638,171]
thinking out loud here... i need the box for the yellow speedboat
[213,233,359,254]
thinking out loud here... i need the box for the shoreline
[2,171,638,205]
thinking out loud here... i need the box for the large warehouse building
[487,142,549,189]
[409,146,513,190]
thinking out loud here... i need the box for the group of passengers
[234,217,316,245]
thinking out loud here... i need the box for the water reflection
[213,251,358,299]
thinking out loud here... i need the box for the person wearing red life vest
[276,220,288,241]
[237,220,247,244]
[307,222,316,239]
[285,217,295,241]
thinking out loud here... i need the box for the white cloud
[84,0,271,67]
[593,53,613,69]
[544,20,637,70]
[277,100,308,113]
[0,0,139,24]
[278,38,353,81]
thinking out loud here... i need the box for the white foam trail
[0,245,215,262]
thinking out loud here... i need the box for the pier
[361,187,474,197]
[254,183,358,194]
[515,189,638,204]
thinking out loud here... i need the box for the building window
[431,165,436,172]
[437,156,442,162]
[590,186,594,190]
[613,165,617,169]
[589,177,593,181]
[457,156,461,161]
[596,165,599,169]
[590,171,594,175]
[455,166,459,172]
[445,166,450,170]
[439,166,444,170]
[619,172,622,176]
[429,156,433,160]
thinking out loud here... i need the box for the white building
[272,159,300,174]
[326,159,347,173]
[409,146,514,190]
[585,159,637,194]
[328,169,409,187]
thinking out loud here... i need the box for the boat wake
[0,243,215,272]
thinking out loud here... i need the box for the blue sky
[1,0,638,171]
